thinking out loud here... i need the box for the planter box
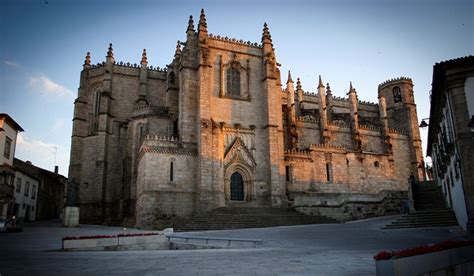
[62,229,173,251]
[376,245,474,276]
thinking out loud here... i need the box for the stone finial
[175,40,182,58]
[141,49,147,64]
[262,22,272,44]
[106,43,114,63]
[286,70,293,84]
[187,15,195,35]
[349,81,354,92]
[318,75,325,88]
[198,8,207,33]
[326,83,332,95]
[84,52,91,66]
[107,43,113,58]
[296,78,302,90]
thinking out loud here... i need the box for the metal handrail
[166,234,262,248]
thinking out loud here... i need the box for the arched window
[393,87,402,103]
[226,67,240,96]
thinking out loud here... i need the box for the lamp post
[419,118,429,129]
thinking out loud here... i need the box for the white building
[13,169,39,221]
[427,56,474,233]
[0,114,24,219]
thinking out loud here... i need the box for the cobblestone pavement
[0,216,470,275]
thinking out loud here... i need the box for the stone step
[390,218,458,224]
[177,207,337,231]
[382,223,458,229]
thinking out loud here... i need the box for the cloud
[52,118,66,131]
[3,60,20,68]
[15,133,69,176]
[29,75,74,98]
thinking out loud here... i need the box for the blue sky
[1,0,472,176]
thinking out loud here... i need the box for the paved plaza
[0,216,470,275]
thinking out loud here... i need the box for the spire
[349,81,354,93]
[318,75,325,88]
[296,77,302,90]
[141,49,147,64]
[84,52,91,67]
[106,43,114,63]
[262,22,272,44]
[198,8,207,33]
[286,70,293,84]
[186,15,195,35]
[174,40,182,58]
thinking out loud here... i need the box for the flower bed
[62,232,159,241]
[373,239,474,260]
[374,240,474,276]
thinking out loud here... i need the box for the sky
[1,0,472,176]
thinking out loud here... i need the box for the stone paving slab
[0,216,471,275]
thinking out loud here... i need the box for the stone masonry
[68,10,425,228]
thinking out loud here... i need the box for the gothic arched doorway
[230,172,244,201]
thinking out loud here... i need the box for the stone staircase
[177,206,338,231]
[384,181,458,229]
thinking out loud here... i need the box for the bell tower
[378,77,425,180]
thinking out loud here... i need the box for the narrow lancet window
[226,67,240,96]
[326,163,333,182]
[170,162,174,182]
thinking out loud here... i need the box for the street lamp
[419,118,429,129]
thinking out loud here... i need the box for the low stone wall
[62,229,172,251]
[293,190,407,221]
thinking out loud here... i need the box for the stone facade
[69,10,425,227]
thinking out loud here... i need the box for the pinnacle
[287,70,293,84]
[187,15,195,34]
[84,52,91,66]
[262,22,272,44]
[198,8,207,32]
[296,78,302,90]
[141,49,147,63]
[175,40,182,57]
[107,43,113,57]
[318,75,325,88]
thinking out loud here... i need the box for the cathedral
[69,10,425,227]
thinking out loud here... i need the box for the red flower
[374,240,474,261]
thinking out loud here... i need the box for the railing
[166,234,262,248]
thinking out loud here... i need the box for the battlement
[378,76,413,89]
[388,128,407,135]
[145,135,179,142]
[359,124,381,131]
[88,61,167,72]
[310,143,345,150]
[284,149,313,162]
[358,100,378,106]
[333,96,349,102]
[208,33,262,48]
[296,116,318,123]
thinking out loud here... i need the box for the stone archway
[224,163,254,203]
